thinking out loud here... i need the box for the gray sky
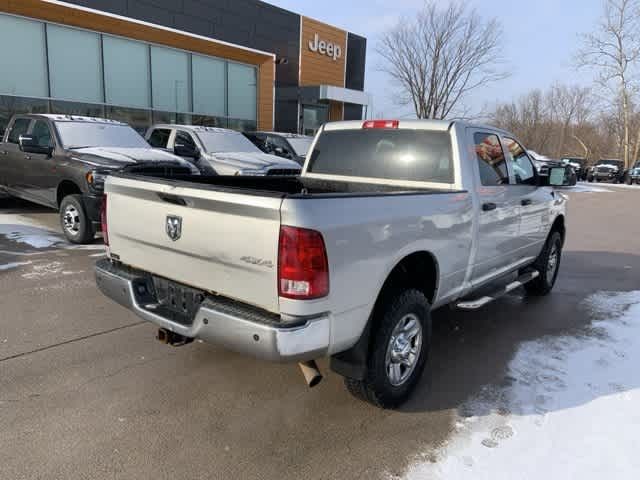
[266,0,603,118]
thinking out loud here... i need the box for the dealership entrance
[301,104,329,135]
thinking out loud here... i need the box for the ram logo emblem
[166,215,182,241]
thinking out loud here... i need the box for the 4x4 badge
[166,215,182,241]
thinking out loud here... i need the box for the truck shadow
[402,250,640,416]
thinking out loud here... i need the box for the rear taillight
[278,226,329,300]
[363,119,399,129]
[100,194,109,246]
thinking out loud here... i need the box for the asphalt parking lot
[1,185,639,479]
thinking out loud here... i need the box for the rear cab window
[307,128,454,184]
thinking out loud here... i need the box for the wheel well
[56,181,81,207]
[551,215,566,244]
[375,252,438,311]
[329,251,438,381]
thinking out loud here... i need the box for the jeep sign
[308,33,342,61]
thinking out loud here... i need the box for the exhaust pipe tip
[156,328,169,344]
[299,360,323,388]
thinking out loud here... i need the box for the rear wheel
[59,194,95,244]
[525,231,563,296]
[344,289,431,409]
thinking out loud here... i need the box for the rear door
[469,130,522,284]
[106,176,284,313]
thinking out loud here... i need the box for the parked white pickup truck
[95,119,570,408]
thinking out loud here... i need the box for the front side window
[308,129,454,184]
[30,120,53,147]
[175,131,197,150]
[503,137,536,185]
[474,132,508,186]
[54,122,149,149]
[267,136,290,154]
[7,118,31,144]
[148,128,171,148]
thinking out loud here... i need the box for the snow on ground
[563,183,612,193]
[405,291,640,480]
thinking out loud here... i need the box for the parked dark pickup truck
[0,114,198,243]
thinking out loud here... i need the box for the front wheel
[525,231,563,296]
[344,289,431,409]
[59,195,95,244]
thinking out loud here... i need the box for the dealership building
[0,0,369,135]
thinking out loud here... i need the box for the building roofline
[41,0,276,59]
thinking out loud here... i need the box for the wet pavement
[1,187,639,479]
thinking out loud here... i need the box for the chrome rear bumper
[95,259,330,362]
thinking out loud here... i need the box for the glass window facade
[0,15,48,98]
[228,63,257,122]
[151,46,190,113]
[192,54,226,117]
[47,24,104,103]
[103,36,151,109]
[0,13,258,136]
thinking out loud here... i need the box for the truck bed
[114,173,457,198]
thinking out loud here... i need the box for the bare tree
[490,84,599,161]
[547,84,595,157]
[377,1,508,120]
[577,0,640,169]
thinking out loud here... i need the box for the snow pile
[567,183,612,193]
[405,291,640,480]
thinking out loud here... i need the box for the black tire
[59,194,95,244]
[524,231,563,296]
[344,289,431,409]
[587,176,593,182]
[625,175,633,185]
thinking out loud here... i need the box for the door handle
[24,155,32,160]
[521,198,533,206]
[157,193,187,206]
[482,202,497,212]
[0,150,7,155]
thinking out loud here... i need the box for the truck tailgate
[105,176,283,313]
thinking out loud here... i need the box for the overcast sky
[266,0,604,119]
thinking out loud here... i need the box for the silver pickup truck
[95,119,570,408]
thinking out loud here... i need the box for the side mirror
[19,135,53,156]
[548,166,576,187]
[174,143,199,158]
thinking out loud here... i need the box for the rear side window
[474,132,508,186]
[148,128,171,148]
[308,129,453,184]
[7,118,31,144]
